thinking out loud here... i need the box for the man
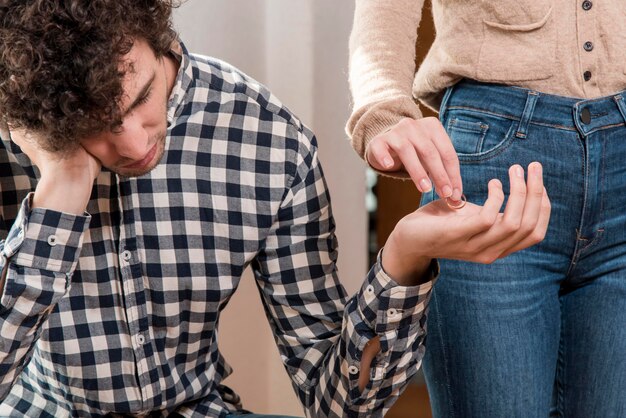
[0,1,550,417]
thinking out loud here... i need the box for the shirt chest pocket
[476,0,555,82]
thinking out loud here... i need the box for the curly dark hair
[0,0,179,152]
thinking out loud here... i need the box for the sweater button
[582,0,592,10]
[583,71,592,82]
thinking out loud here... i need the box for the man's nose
[115,118,149,160]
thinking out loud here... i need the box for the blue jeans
[420,80,626,418]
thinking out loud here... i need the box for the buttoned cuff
[3,193,90,273]
[350,249,437,350]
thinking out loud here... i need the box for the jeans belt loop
[515,90,540,140]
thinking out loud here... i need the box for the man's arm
[0,129,98,401]
[254,124,550,417]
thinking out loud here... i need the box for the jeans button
[580,108,592,125]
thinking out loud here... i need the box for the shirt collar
[166,40,193,127]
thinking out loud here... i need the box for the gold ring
[446,194,467,210]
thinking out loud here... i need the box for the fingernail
[516,165,524,178]
[531,162,542,175]
[452,188,462,201]
[383,157,393,168]
[442,185,453,197]
[419,178,432,193]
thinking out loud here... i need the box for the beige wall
[173,1,364,415]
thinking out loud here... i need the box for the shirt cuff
[354,248,437,336]
[3,193,90,273]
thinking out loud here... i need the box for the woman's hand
[366,117,463,201]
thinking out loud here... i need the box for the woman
[347,1,626,417]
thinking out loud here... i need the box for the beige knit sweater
[347,0,626,160]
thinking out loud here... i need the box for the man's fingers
[499,185,551,258]
[474,163,548,259]
[461,178,504,237]
[500,164,526,230]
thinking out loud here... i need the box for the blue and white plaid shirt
[0,42,436,417]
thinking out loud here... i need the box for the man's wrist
[381,250,432,286]
[381,232,433,286]
[33,175,93,215]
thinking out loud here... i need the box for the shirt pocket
[476,0,555,82]
[445,110,517,162]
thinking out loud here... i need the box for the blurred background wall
[173,1,365,415]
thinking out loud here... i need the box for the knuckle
[438,147,459,163]
[398,118,418,132]
[479,212,496,228]
[513,187,527,198]
[477,253,497,264]
[519,223,537,237]
[531,229,547,243]
[418,144,438,160]
[422,116,439,128]
[532,186,544,197]
[502,218,521,233]
[543,199,552,211]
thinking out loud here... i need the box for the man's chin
[113,163,160,178]
[111,150,165,178]
[110,136,166,177]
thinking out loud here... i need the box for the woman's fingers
[365,118,463,198]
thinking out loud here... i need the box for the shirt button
[387,308,398,317]
[365,285,375,294]
[47,235,58,246]
[583,71,592,81]
[583,41,593,52]
[122,250,132,262]
[136,334,146,345]
[348,365,359,375]
[582,0,592,10]
[580,108,592,125]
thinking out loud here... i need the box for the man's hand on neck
[9,129,101,215]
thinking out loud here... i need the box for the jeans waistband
[442,80,626,137]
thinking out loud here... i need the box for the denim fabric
[420,80,626,418]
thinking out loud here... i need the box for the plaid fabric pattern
[0,41,436,417]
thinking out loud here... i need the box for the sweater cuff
[347,96,423,178]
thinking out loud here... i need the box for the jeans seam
[566,135,588,277]
[431,290,456,418]
[445,106,578,132]
[555,299,565,418]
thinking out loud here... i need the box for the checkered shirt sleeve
[255,125,437,417]
[0,193,90,401]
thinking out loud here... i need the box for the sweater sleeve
[346,0,427,161]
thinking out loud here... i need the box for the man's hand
[366,117,463,201]
[9,129,101,214]
[383,162,551,286]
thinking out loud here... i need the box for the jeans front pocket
[444,109,517,162]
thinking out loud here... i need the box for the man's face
[80,38,178,177]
